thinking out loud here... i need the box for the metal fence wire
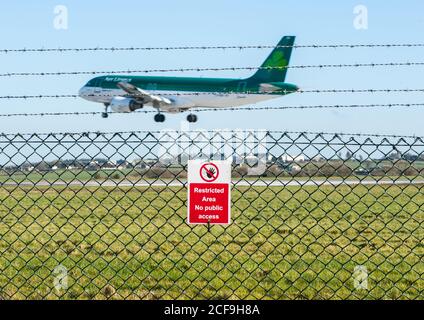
[0,130,422,300]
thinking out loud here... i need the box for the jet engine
[110,96,143,112]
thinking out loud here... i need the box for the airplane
[78,36,299,123]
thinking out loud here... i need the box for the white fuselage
[79,87,282,112]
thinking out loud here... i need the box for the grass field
[0,169,135,183]
[0,184,422,299]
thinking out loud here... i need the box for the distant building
[158,155,174,166]
[290,164,302,173]
[132,159,150,169]
[232,155,243,165]
[281,154,306,162]
[386,151,401,160]
[267,154,277,163]
[177,153,190,165]
[116,160,131,170]
[312,155,324,162]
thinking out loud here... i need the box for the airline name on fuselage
[104,77,132,83]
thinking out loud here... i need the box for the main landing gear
[186,114,198,123]
[154,113,165,122]
[153,113,198,123]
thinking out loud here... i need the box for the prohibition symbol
[200,163,220,182]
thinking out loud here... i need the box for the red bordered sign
[187,160,231,225]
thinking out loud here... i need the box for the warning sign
[187,160,231,225]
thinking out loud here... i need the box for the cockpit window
[85,77,102,87]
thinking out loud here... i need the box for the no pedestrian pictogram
[200,163,219,182]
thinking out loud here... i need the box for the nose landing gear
[186,114,198,123]
[102,103,110,118]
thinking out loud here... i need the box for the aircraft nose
[78,86,86,97]
[79,86,92,100]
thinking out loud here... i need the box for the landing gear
[154,113,165,122]
[102,103,109,118]
[186,114,198,123]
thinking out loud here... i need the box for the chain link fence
[0,130,422,299]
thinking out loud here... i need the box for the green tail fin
[249,36,295,82]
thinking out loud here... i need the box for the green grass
[0,169,135,183]
[0,184,422,300]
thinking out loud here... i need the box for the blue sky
[0,0,423,135]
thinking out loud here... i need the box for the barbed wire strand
[2,62,424,77]
[1,88,424,100]
[0,103,422,118]
[0,129,422,140]
[2,43,424,54]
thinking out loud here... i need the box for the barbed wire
[2,43,424,54]
[0,102,422,118]
[1,88,424,100]
[1,129,422,140]
[1,62,424,77]
[198,103,424,113]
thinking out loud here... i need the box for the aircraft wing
[117,82,172,107]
